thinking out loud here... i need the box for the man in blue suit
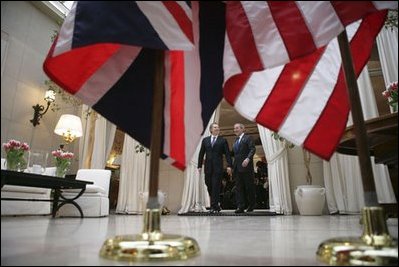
[232,123,256,213]
[198,123,232,213]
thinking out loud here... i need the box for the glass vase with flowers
[382,81,398,113]
[52,149,74,177]
[3,139,30,171]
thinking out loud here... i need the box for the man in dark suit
[232,123,256,213]
[198,123,232,213]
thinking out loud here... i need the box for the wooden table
[337,113,398,165]
[1,170,93,218]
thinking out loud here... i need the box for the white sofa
[1,165,56,216]
[57,169,111,217]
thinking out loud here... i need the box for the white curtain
[78,105,116,169]
[178,107,220,213]
[257,125,292,215]
[324,67,396,214]
[116,135,150,214]
[79,105,92,168]
[377,26,398,114]
[90,115,116,169]
[376,27,398,87]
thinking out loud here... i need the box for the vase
[6,155,25,172]
[391,102,398,113]
[294,185,326,215]
[55,162,70,178]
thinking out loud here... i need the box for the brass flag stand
[99,50,200,261]
[316,30,398,265]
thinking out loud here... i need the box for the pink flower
[382,81,398,107]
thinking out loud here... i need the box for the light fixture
[54,114,83,143]
[30,89,56,126]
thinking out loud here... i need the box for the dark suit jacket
[198,136,232,175]
[232,134,256,173]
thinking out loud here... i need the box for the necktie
[234,137,240,151]
[211,137,216,147]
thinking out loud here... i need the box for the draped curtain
[376,26,398,114]
[323,67,396,214]
[79,105,116,169]
[178,107,220,213]
[116,135,150,214]
[257,125,292,215]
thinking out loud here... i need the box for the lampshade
[54,114,83,143]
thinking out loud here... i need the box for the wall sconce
[54,114,83,143]
[30,89,56,127]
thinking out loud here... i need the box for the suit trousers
[205,171,222,209]
[235,171,255,210]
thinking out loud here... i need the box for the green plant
[271,132,295,148]
[384,9,398,31]
[45,79,82,111]
[135,144,150,156]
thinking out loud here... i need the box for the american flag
[223,1,396,160]
[44,1,397,169]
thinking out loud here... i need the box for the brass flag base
[317,207,398,265]
[100,209,200,261]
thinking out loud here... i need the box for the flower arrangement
[52,149,74,177]
[382,81,398,111]
[3,139,30,171]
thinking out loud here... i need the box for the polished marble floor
[1,213,397,266]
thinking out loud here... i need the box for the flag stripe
[183,1,203,164]
[169,51,186,167]
[162,1,194,43]
[255,48,325,131]
[44,43,122,94]
[226,1,263,72]
[304,10,387,159]
[241,2,290,69]
[53,1,76,56]
[277,35,345,145]
[163,52,172,157]
[296,2,344,48]
[268,2,317,61]
[330,1,377,26]
[136,2,193,50]
[223,71,251,105]
[234,67,283,122]
[76,45,141,106]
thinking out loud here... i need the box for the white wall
[1,1,81,173]
[287,147,325,214]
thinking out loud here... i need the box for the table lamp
[54,114,83,143]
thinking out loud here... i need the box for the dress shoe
[234,208,245,214]
[246,207,254,212]
[213,206,221,212]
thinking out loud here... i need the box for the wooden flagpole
[337,30,378,206]
[147,50,164,208]
[100,49,200,261]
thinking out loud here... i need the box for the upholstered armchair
[57,169,111,217]
[1,166,56,216]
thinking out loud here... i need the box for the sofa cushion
[1,185,50,194]
[61,185,107,196]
